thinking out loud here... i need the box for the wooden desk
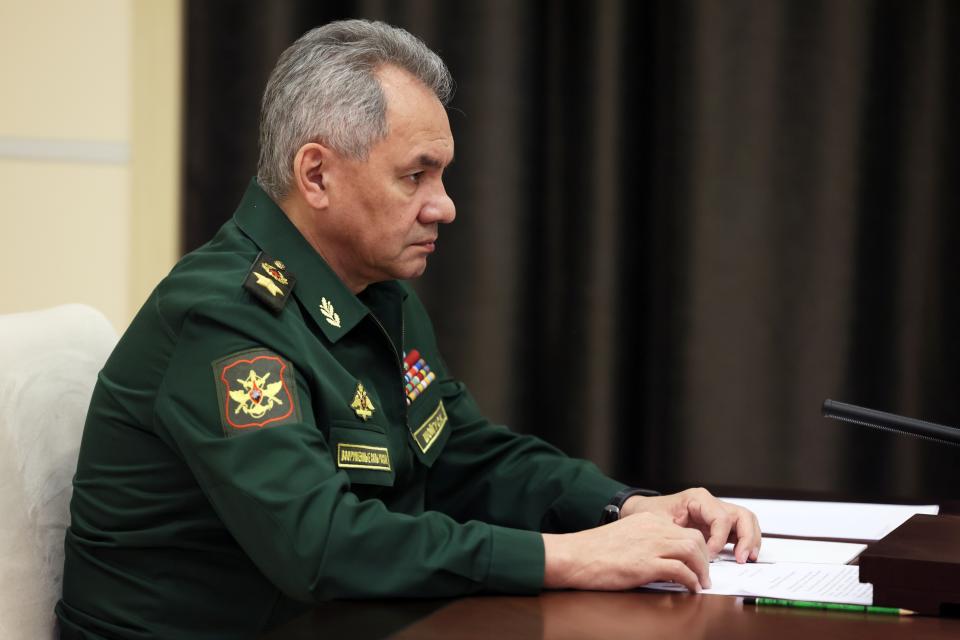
[265,496,960,639]
[265,589,960,639]
[394,591,960,639]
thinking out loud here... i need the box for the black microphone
[822,399,960,447]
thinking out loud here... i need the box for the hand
[542,511,711,593]
[620,487,762,562]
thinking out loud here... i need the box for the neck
[278,196,369,294]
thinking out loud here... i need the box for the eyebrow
[414,153,453,170]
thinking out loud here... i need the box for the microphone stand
[822,398,960,615]
[822,399,960,447]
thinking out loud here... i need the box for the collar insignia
[320,297,341,328]
[350,382,375,421]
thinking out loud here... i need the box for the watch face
[601,489,660,526]
[599,504,621,526]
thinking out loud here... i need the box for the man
[58,20,760,638]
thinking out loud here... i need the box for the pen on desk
[743,597,915,616]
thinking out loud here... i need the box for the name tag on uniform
[337,443,391,471]
[413,401,448,454]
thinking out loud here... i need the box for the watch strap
[597,487,661,526]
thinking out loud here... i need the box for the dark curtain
[184,0,960,501]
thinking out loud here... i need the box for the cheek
[389,202,422,234]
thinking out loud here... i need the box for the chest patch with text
[413,401,448,454]
[213,349,300,435]
[336,443,392,471]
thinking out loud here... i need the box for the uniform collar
[233,178,378,343]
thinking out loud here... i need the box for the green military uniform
[57,180,626,639]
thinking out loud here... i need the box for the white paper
[721,497,939,541]
[646,562,873,605]
[718,537,866,565]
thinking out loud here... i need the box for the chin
[394,259,429,281]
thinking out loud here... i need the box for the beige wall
[0,0,181,332]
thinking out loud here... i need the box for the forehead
[375,65,454,164]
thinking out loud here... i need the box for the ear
[292,142,331,209]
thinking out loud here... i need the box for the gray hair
[257,19,453,201]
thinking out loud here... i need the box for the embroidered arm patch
[212,348,301,436]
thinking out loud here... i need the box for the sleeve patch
[212,348,301,436]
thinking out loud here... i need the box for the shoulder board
[243,251,297,314]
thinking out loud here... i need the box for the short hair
[257,19,453,201]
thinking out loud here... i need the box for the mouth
[413,238,438,253]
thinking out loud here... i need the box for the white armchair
[0,305,117,639]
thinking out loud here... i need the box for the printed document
[718,537,866,565]
[720,497,939,540]
[645,562,873,605]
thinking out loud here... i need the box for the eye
[405,171,424,184]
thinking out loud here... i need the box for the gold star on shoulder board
[243,251,296,314]
[253,272,284,297]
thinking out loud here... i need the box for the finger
[688,499,733,557]
[732,530,752,563]
[678,525,711,566]
[656,558,707,593]
[661,537,711,589]
[750,530,762,562]
[731,508,762,562]
[751,510,762,560]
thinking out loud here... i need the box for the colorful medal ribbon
[402,349,436,405]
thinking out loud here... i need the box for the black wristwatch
[598,488,661,526]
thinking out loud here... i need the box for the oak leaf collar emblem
[320,297,341,328]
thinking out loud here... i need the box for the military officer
[57,19,760,639]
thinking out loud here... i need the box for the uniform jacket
[57,180,625,639]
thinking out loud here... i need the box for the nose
[419,183,456,225]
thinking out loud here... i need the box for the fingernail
[704,577,712,589]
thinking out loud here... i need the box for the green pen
[743,597,915,616]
